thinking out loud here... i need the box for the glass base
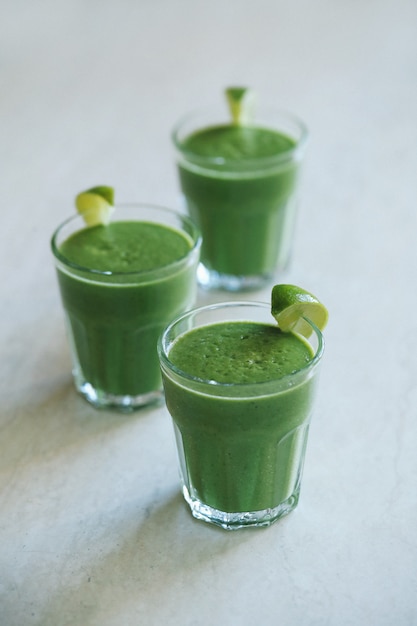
[197,263,273,292]
[76,380,164,412]
[182,485,300,530]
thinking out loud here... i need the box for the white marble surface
[1,0,417,624]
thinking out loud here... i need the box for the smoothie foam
[60,221,192,272]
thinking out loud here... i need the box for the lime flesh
[75,185,115,226]
[225,87,256,125]
[271,284,329,338]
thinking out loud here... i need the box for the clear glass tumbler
[172,106,308,291]
[158,301,324,530]
[51,204,201,411]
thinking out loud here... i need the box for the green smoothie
[160,316,320,523]
[53,210,200,409]
[174,121,305,287]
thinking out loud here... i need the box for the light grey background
[1,1,416,624]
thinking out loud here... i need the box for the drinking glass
[158,301,324,529]
[52,204,201,410]
[172,107,308,291]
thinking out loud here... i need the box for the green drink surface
[182,125,296,162]
[169,321,313,384]
[59,221,192,272]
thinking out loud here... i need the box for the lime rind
[75,186,115,226]
[225,87,256,126]
[86,185,114,205]
[271,284,329,338]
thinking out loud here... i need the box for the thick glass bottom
[182,485,300,530]
[197,263,273,292]
[76,379,164,411]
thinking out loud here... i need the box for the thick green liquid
[178,125,299,277]
[60,221,192,272]
[57,221,195,398]
[163,322,317,513]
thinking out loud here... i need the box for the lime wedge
[271,284,329,338]
[75,185,115,226]
[225,87,256,125]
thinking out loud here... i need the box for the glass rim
[158,300,324,391]
[51,202,202,279]
[171,106,309,170]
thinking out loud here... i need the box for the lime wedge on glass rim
[75,185,115,226]
[271,284,329,338]
[225,87,256,125]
